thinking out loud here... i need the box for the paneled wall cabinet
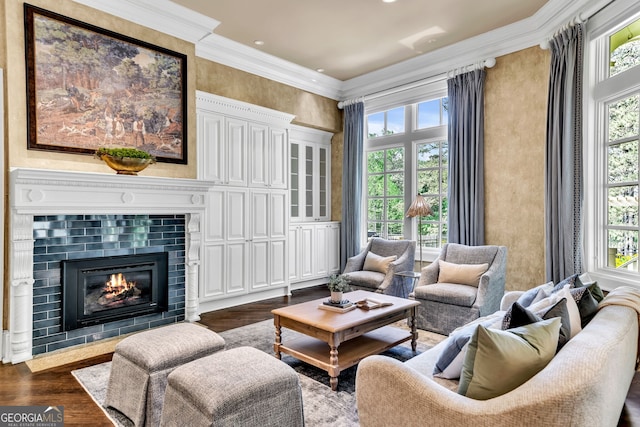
[197,91,294,310]
[290,125,333,223]
[289,221,341,290]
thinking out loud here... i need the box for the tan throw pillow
[438,259,489,287]
[363,252,397,274]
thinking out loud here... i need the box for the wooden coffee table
[271,290,420,391]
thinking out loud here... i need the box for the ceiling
[171,0,550,81]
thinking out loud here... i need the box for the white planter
[330,291,343,303]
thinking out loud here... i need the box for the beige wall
[485,46,550,291]
[3,0,197,178]
[0,0,343,324]
[196,59,342,133]
[0,1,553,320]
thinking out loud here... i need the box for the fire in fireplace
[62,253,169,331]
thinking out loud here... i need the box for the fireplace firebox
[62,253,169,331]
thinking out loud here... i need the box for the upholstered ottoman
[160,346,304,427]
[104,323,226,427]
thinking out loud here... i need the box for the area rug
[72,319,444,426]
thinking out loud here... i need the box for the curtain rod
[539,14,587,49]
[337,57,496,109]
[539,2,608,50]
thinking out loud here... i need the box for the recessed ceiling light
[254,40,265,46]
[316,68,325,73]
[382,0,397,3]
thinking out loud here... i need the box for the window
[606,94,639,270]
[416,140,448,247]
[366,148,405,239]
[364,90,448,258]
[417,98,448,130]
[586,6,640,289]
[367,106,405,137]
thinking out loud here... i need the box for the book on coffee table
[355,298,393,310]
[318,302,356,313]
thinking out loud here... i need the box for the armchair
[342,238,416,297]
[411,243,507,335]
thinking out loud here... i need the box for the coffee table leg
[410,307,417,352]
[274,316,282,359]
[329,345,339,391]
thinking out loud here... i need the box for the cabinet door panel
[201,244,225,299]
[226,242,247,294]
[199,112,224,182]
[251,190,269,240]
[270,239,286,286]
[315,225,329,276]
[226,118,247,186]
[226,190,248,241]
[249,124,269,187]
[270,191,288,239]
[300,226,314,279]
[206,189,225,241]
[318,146,329,220]
[327,224,341,274]
[270,128,288,188]
[290,143,301,220]
[288,227,300,281]
[250,241,270,290]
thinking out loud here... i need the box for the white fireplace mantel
[4,168,211,364]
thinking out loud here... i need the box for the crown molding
[72,0,613,102]
[196,34,343,100]
[339,0,613,100]
[195,91,295,127]
[72,0,220,43]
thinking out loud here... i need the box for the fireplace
[62,253,169,331]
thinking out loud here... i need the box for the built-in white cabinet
[248,125,288,189]
[290,125,333,222]
[201,187,289,301]
[198,111,248,186]
[289,221,341,289]
[197,92,295,308]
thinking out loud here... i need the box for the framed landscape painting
[24,4,188,164]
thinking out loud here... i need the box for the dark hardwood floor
[1,285,638,426]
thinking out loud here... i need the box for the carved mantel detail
[5,168,210,363]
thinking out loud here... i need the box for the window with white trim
[364,93,448,258]
[586,1,640,288]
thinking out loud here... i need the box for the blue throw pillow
[433,314,503,379]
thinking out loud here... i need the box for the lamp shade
[406,194,432,218]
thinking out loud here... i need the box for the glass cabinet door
[290,143,299,218]
[319,146,328,218]
[305,145,314,218]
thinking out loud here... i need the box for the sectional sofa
[355,286,640,427]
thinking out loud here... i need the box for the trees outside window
[364,94,448,259]
[586,5,640,288]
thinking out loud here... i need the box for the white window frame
[584,0,640,290]
[362,82,447,263]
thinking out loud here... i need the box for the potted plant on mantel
[327,273,351,304]
[95,147,156,175]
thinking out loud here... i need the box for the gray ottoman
[160,346,304,427]
[105,323,226,427]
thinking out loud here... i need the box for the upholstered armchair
[411,243,507,335]
[342,238,416,297]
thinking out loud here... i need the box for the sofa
[355,286,640,427]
